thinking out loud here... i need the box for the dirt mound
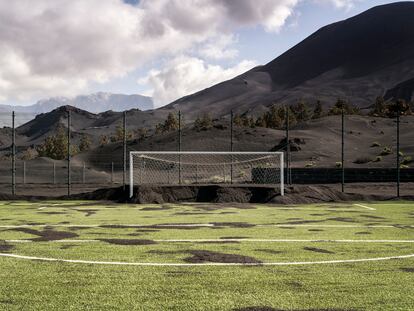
[65,184,413,204]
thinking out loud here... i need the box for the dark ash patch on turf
[400,268,414,273]
[0,241,14,252]
[141,205,172,211]
[327,217,357,223]
[99,239,156,245]
[210,222,255,228]
[9,228,78,241]
[38,211,67,215]
[184,250,261,264]
[60,244,78,250]
[303,247,335,254]
[174,212,213,215]
[279,220,325,225]
[76,209,98,217]
[359,214,386,219]
[147,250,182,255]
[308,229,324,232]
[254,249,283,255]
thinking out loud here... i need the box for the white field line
[0,252,413,267]
[1,224,411,229]
[354,203,376,211]
[5,239,414,244]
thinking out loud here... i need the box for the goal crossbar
[129,151,284,198]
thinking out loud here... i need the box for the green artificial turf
[0,201,413,310]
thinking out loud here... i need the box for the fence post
[111,162,114,183]
[23,161,26,184]
[230,110,234,184]
[53,162,56,184]
[82,162,86,184]
[341,106,345,193]
[67,110,71,197]
[285,106,291,185]
[397,103,400,198]
[123,111,127,191]
[178,110,182,185]
[12,111,16,196]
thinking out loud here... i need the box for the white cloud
[317,0,358,10]
[0,0,300,104]
[141,56,257,106]
[199,35,239,60]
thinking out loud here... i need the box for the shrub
[400,164,409,169]
[402,156,412,165]
[305,162,315,168]
[371,142,381,147]
[373,156,382,162]
[21,147,38,160]
[380,147,392,156]
[335,162,342,168]
[353,157,372,164]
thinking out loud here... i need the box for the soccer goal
[129,151,284,197]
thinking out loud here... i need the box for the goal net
[129,152,284,197]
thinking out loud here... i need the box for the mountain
[164,2,414,118]
[0,105,167,150]
[0,92,154,115]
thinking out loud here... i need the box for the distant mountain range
[0,92,154,115]
[164,1,414,118]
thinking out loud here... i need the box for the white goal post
[129,151,284,197]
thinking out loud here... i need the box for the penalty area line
[0,253,413,267]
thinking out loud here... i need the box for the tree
[263,105,282,129]
[370,96,387,117]
[312,100,323,119]
[112,124,133,142]
[135,128,148,140]
[155,112,180,133]
[37,125,77,160]
[100,135,109,147]
[292,100,311,122]
[79,134,91,152]
[255,116,266,128]
[194,113,213,131]
[164,112,179,132]
[387,99,412,117]
[328,99,360,115]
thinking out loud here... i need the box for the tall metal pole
[286,106,290,185]
[397,103,400,198]
[123,111,127,191]
[12,111,15,196]
[230,110,234,184]
[67,110,71,197]
[178,110,182,184]
[341,106,345,193]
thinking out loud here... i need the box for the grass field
[0,200,413,310]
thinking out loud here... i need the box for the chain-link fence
[0,105,412,197]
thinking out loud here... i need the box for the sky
[0,0,408,108]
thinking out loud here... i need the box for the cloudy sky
[0,0,405,108]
